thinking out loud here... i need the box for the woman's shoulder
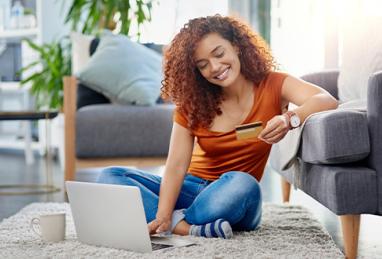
[258,71,289,91]
[263,71,289,84]
[256,71,289,108]
[173,106,189,128]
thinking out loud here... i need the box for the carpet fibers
[0,202,343,258]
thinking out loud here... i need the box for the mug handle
[30,218,42,237]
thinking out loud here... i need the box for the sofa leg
[339,214,360,259]
[281,177,291,203]
[63,76,77,181]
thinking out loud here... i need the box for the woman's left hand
[258,115,289,144]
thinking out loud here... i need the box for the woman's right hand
[148,214,172,235]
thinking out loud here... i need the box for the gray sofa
[75,41,174,158]
[269,70,382,259]
[63,42,174,181]
[75,104,174,158]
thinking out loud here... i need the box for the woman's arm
[281,75,339,122]
[258,75,339,144]
[148,121,194,234]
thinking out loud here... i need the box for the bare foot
[172,220,190,235]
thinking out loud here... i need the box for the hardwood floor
[0,150,380,258]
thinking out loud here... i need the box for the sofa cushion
[77,82,110,110]
[76,104,174,157]
[77,34,163,106]
[299,109,370,164]
[297,163,377,215]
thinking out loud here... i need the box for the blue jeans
[97,167,262,231]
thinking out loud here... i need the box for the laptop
[65,181,195,253]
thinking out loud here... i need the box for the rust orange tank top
[173,71,288,181]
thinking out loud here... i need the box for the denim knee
[222,171,261,200]
[97,166,137,183]
[184,171,262,225]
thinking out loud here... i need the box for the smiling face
[193,33,242,88]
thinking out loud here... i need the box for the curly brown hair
[161,15,276,130]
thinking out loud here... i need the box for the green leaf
[19,37,70,109]
[64,0,155,37]
[20,71,45,85]
[18,60,39,72]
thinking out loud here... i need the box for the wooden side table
[0,110,61,195]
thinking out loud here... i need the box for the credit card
[235,121,263,140]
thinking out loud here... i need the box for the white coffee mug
[30,213,66,242]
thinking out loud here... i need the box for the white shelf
[0,81,31,92]
[0,81,19,89]
[0,0,68,161]
[0,138,43,151]
[0,28,39,39]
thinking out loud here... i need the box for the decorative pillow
[338,17,382,102]
[70,32,95,74]
[76,33,162,106]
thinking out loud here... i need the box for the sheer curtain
[227,0,331,76]
[135,0,228,44]
[271,0,382,76]
[130,0,381,76]
[270,0,329,76]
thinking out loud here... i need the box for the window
[131,0,228,44]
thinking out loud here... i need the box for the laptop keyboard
[151,242,173,250]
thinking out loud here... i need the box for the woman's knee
[221,171,261,199]
[97,166,138,183]
[184,172,261,225]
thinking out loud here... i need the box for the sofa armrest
[63,76,77,181]
[300,109,370,164]
[367,71,382,172]
[301,70,339,99]
[367,71,382,214]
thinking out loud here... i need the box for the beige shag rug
[0,202,343,258]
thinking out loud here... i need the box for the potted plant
[19,37,71,110]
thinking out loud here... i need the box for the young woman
[97,15,338,239]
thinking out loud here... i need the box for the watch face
[290,115,300,127]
